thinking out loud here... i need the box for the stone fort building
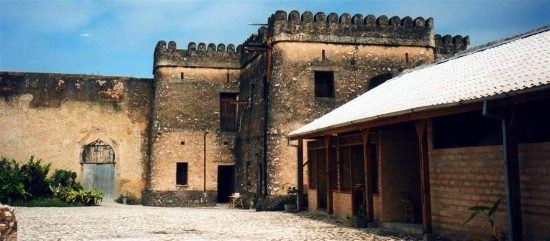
[0,10,468,205]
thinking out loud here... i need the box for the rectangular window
[314,71,335,98]
[338,146,352,192]
[220,93,238,132]
[176,162,188,185]
[433,111,501,149]
[350,145,364,189]
[433,98,550,149]
[308,149,317,189]
[368,143,379,195]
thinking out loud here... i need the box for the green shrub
[0,157,29,204]
[115,192,141,205]
[59,188,103,206]
[49,169,82,190]
[21,156,51,199]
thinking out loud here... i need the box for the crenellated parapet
[434,34,470,59]
[268,10,434,47]
[153,40,242,71]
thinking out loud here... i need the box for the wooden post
[324,136,333,214]
[362,129,374,222]
[297,139,304,211]
[415,120,433,234]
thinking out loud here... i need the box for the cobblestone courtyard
[15,203,421,241]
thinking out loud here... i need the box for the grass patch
[11,198,80,207]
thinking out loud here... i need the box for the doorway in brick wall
[82,139,115,201]
[217,165,235,203]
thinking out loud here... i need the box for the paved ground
[15,203,421,241]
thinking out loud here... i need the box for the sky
[0,0,548,78]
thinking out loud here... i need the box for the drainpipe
[482,101,522,241]
[203,131,209,193]
[262,36,273,198]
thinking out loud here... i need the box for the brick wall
[429,140,550,240]
[333,192,353,217]
[308,189,318,211]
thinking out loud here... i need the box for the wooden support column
[324,136,333,214]
[415,120,433,234]
[297,139,304,211]
[362,129,374,222]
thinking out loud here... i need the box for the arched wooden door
[82,140,115,200]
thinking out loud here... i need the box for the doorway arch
[82,139,115,200]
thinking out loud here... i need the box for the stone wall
[235,54,267,199]
[434,34,469,59]
[0,72,152,199]
[148,65,241,205]
[0,205,16,241]
[266,42,433,195]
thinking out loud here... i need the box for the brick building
[289,27,550,240]
[1,10,467,206]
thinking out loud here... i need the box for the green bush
[0,157,29,204]
[59,188,103,206]
[115,192,141,205]
[49,169,82,190]
[21,156,52,199]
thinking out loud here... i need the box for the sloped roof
[289,26,550,138]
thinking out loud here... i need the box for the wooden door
[82,140,115,200]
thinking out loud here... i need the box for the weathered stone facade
[0,10,468,205]
[0,73,152,199]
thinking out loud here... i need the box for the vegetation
[464,198,502,241]
[0,157,29,203]
[115,192,141,205]
[20,156,52,199]
[0,156,103,206]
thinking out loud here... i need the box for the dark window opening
[308,149,317,188]
[516,98,550,143]
[433,111,502,149]
[176,162,188,185]
[180,72,184,79]
[314,71,335,98]
[338,146,352,192]
[368,143,379,195]
[220,92,239,132]
[405,53,409,63]
[368,73,393,90]
[322,50,326,60]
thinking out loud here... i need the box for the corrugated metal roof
[289,27,550,138]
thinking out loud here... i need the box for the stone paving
[15,203,421,241]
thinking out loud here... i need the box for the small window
[308,150,317,189]
[314,71,334,98]
[176,162,188,185]
[368,143,379,195]
[180,72,184,79]
[368,73,393,90]
[220,93,239,132]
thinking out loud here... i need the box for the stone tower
[146,10,468,206]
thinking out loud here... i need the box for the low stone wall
[142,190,217,207]
[0,205,16,241]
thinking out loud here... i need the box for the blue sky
[0,0,548,78]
